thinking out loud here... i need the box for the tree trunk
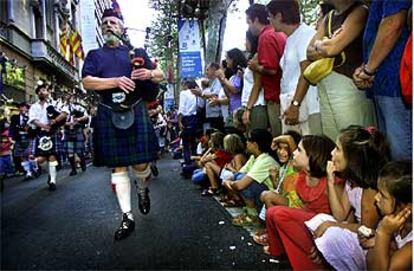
[205,0,232,65]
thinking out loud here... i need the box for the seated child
[222,129,279,226]
[366,160,412,270]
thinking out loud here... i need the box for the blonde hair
[223,134,245,155]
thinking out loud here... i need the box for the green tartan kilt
[93,102,159,167]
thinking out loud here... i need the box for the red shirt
[214,149,233,169]
[257,25,286,103]
[0,129,12,156]
[296,171,343,215]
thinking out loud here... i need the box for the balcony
[31,39,79,84]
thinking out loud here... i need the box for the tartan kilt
[31,131,60,158]
[93,102,159,167]
[64,128,85,154]
[13,134,31,157]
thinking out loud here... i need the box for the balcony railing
[31,39,78,82]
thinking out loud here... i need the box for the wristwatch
[291,100,301,107]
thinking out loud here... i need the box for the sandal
[253,232,269,246]
[263,245,271,255]
[254,228,267,237]
[221,199,244,208]
[232,213,260,227]
[201,187,217,197]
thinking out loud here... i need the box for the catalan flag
[59,27,68,57]
[69,30,85,60]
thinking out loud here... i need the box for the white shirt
[178,89,198,116]
[28,99,69,127]
[218,88,229,120]
[280,24,320,114]
[204,78,222,118]
[241,67,265,107]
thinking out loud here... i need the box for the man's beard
[104,32,120,45]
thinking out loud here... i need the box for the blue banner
[178,19,203,79]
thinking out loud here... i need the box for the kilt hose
[64,128,85,155]
[93,101,159,167]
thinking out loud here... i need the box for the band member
[82,8,164,241]
[63,94,88,176]
[28,83,68,191]
[9,102,39,180]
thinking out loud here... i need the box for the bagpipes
[46,105,66,129]
[110,30,160,105]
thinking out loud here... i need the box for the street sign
[178,19,203,79]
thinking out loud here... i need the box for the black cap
[18,102,28,108]
[102,8,124,22]
[35,83,47,95]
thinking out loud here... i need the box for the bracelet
[246,107,252,111]
[363,65,376,77]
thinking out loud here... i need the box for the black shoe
[114,213,135,241]
[80,160,87,172]
[69,169,77,176]
[137,187,150,215]
[47,175,56,191]
[150,164,159,177]
[34,167,41,178]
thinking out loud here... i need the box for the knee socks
[111,172,132,218]
[49,161,59,183]
[132,166,151,190]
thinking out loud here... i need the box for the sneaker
[23,173,33,181]
[137,187,150,215]
[47,175,56,191]
[114,213,135,241]
[69,169,77,176]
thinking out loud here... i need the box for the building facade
[0,0,82,103]
[79,0,111,55]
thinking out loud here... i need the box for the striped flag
[59,27,68,57]
[111,0,124,21]
[69,30,85,60]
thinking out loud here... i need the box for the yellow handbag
[304,10,346,85]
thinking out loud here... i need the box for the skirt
[93,102,159,167]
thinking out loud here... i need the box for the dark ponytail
[339,125,390,189]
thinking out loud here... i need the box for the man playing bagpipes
[63,94,89,176]
[82,8,164,241]
[28,83,69,191]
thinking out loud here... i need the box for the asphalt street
[1,156,287,270]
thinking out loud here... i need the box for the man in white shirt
[267,0,322,135]
[178,79,200,165]
[63,94,89,176]
[28,83,69,191]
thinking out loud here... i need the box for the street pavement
[1,155,288,270]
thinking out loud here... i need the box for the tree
[148,0,179,77]
[299,0,320,27]
[205,0,237,65]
